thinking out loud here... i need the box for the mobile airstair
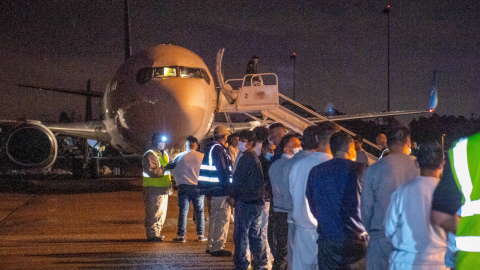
[214,49,381,159]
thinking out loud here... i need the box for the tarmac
[0,177,236,269]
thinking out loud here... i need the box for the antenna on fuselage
[124,0,132,60]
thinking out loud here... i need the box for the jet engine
[4,122,58,169]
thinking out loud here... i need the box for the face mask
[238,141,248,153]
[265,152,274,161]
[284,153,294,159]
[292,147,302,154]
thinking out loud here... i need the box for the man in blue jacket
[198,125,233,257]
[306,132,367,269]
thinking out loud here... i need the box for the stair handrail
[277,93,381,151]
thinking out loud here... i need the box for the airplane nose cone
[117,79,209,150]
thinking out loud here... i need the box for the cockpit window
[136,66,210,85]
[155,67,177,77]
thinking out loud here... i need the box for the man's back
[290,152,332,229]
[361,153,419,237]
[269,155,293,212]
[199,141,231,192]
[306,158,366,241]
[385,176,447,266]
[172,150,204,186]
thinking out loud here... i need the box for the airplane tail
[428,70,438,112]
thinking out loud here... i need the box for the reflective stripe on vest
[143,150,171,187]
[198,143,232,183]
[456,236,480,252]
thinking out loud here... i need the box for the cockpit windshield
[136,66,210,85]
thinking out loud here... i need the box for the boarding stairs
[214,49,381,158]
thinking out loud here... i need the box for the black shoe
[210,250,232,257]
[172,236,187,242]
[205,249,211,254]
[147,236,164,242]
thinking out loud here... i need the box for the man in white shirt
[281,125,318,270]
[385,142,448,269]
[289,122,338,270]
[171,136,206,242]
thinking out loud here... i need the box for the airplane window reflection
[179,67,201,78]
[136,66,210,85]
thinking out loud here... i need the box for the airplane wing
[44,121,111,142]
[309,71,439,122]
[307,109,433,122]
[17,84,103,97]
[0,120,111,145]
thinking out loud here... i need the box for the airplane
[1,43,438,171]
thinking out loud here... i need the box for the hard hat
[214,125,229,137]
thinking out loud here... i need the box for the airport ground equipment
[214,49,381,161]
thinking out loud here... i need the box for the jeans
[177,185,205,236]
[234,202,268,270]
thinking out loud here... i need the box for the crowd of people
[142,123,479,270]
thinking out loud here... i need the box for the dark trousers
[177,185,205,236]
[318,238,366,270]
[233,202,267,270]
[268,208,288,270]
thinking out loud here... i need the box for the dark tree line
[409,114,480,149]
[337,114,480,153]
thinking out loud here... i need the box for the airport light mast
[383,5,391,112]
[124,0,132,60]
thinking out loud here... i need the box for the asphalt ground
[0,177,236,269]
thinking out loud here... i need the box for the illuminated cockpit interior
[136,66,211,85]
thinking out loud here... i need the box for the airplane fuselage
[102,45,217,152]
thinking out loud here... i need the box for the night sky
[1,0,479,123]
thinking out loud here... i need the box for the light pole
[290,52,296,101]
[383,5,391,112]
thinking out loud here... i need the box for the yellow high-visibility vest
[143,149,171,187]
[449,132,480,269]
